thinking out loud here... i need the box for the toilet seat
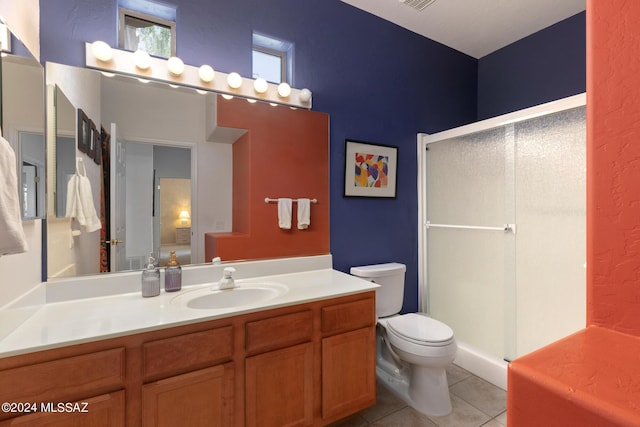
[386,313,454,347]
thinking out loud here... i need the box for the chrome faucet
[217,267,236,290]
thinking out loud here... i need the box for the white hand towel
[278,198,292,229]
[297,198,311,230]
[0,133,28,256]
[65,158,102,233]
[78,174,102,232]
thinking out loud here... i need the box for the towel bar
[264,198,318,204]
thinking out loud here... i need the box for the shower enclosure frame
[416,93,586,389]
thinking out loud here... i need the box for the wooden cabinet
[321,297,377,422]
[142,364,234,427]
[322,328,376,420]
[245,311,315,427]
[141,326,235,426]
[0,291,376,426]
[0,391,125,427]
[0,348,125,425]
[245,343,314,427]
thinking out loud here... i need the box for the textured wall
[587,0,640,335]
[206,96,329,261]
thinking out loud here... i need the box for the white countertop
[0,265,378,358]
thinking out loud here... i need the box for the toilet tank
[350,263,406,317]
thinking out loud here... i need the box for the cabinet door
[0,391,124,427]
[142,364,234,427]
[322,327,376,420]
[245,342,313,427]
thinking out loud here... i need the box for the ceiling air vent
[399,0,438,12]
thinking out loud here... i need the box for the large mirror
[46,62,329,279]
[1,40,45,220]
[46,62,232,278]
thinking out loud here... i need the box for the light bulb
[199,64,215,83]
[254,78,268,94]
[299,88,312,104]
[133,50,151,70]
[167,56,185,76]
[247,98,257,103]
[222,94,234,100]
[227,72,243,89]
[91,41,112,62]
[277,82,291,98]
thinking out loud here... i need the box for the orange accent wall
[205,96,329,262]
[586,0,640,335]
[508,3,640,426]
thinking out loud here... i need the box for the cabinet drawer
[321,297,375,335]
[0,348,125,411]
[245,310,313,355]
[143,326,233,379]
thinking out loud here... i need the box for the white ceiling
[341,0,585,59]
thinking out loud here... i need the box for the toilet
[350,262,456,416]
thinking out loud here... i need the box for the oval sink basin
[172,282,288,310]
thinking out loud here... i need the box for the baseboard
[453,341,508,390]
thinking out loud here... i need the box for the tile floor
[333,364,507,427]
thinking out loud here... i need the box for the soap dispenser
[141,253,160,297]
[165,251,182,292]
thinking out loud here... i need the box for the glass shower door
[426,126,515,361]
[423,103,586,363]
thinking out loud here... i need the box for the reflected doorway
[117,141,192,271]
[157,177,191,266]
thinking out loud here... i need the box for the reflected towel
[278,198,292,229]
[297,198,311,230]
[65,158,102,233]
[0,133,28,256]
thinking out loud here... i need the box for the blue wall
[477,11,586,120]
[39,1,585,314]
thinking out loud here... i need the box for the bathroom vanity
[0,258,377,426]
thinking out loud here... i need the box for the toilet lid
[386,313,454,345]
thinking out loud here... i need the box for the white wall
[0,55,44,309]
[2,57,43,137]
[0,0,39,61]
[46,63,103,277]
[125,143,153,261]
[0,220,42,308]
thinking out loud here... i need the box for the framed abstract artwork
[344,139,398,198]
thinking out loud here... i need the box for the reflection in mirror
[46,62,329,280]
[47,62,230,278]
[54,88,75,217]
[1,54,45,219]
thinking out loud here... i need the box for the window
[252,33,293,84]
[119,8,175,58]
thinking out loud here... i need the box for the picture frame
[77,109,91,154]
[344,139,398,198]
[91,122,101,165]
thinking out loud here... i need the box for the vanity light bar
[84,42,312,109]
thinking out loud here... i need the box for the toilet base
[376,345,453,417]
